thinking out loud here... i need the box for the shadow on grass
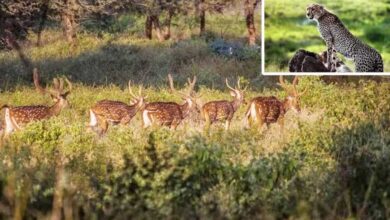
[0,37,262,92]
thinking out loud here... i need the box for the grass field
[0,7,390,219]
[264,0,390,72]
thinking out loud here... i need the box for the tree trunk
[196,0,206,36]
[244,0,259,46]
[163,10,174,40]
[145,16,153,39]
[61,12,76,43]
[4,30,34,75]
[150,15,164,42]
[36,0,50,47]
[61,0,76,44]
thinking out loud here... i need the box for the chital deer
[1,68,72,136]
[202,78,245,130]
[141,74,198,129]
[89,81,146,134]
[244,76,307,129]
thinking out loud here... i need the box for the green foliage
[1,77,389,219]
[93,132,224,218]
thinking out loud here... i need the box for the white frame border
[260,0,389,76]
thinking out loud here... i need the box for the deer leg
[224,120,230,130]
[97,117,108,135]
[256,114,265,130]
[265,123,270,130]
[258,118,265,132]
[278,117,285,131]
[246,115,252,128]
[120,116,131,126]
[203,112,211,131]
[171,121,179,130]
[277,117,285,137]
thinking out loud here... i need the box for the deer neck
[48,100,65,117]
[230,98,241,112]
[282,97,291,113]
[180,100,192,118]
[129,100,145,112]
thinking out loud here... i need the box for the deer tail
[0,105,9,110]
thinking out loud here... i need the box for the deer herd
[0,69,307,138]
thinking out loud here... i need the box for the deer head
[128,80,147,110]
[278,75,307,113]
[168,74,200,113]
[226,77,246,108]
[33,68,72,108]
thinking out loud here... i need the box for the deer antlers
[279,75,307,96]
[128,80,146,99]
[33,68,72,97]
[226,77,245,93]
[168,74,197,97]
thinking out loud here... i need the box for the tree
[47,0,80,44]
[0,1,41,49]
[244,0,260,46]
[194,0,233,36]
[194,0,206,35]
[36,0,50,46]
[0,0,41,74]
[60,0,77,44]
[131,0,185,41]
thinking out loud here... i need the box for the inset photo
[262,0,390,74]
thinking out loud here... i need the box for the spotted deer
[1,68,72,136]
[244,76,307,129]
[202,78,245,130]
[141,74,198,129]
[89,81,146,134]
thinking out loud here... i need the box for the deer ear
[63,91,70,98]
[230,91,236,97]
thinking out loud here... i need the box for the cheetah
[306,3,383,72]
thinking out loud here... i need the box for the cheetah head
[306,4,325,20]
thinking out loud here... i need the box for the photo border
[260,0,390,76]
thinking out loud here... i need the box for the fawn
[1,68,72,136]
[141,74,199,129]
[202,78,245,130]
[89,81,146,134]
[244,76,307,129]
